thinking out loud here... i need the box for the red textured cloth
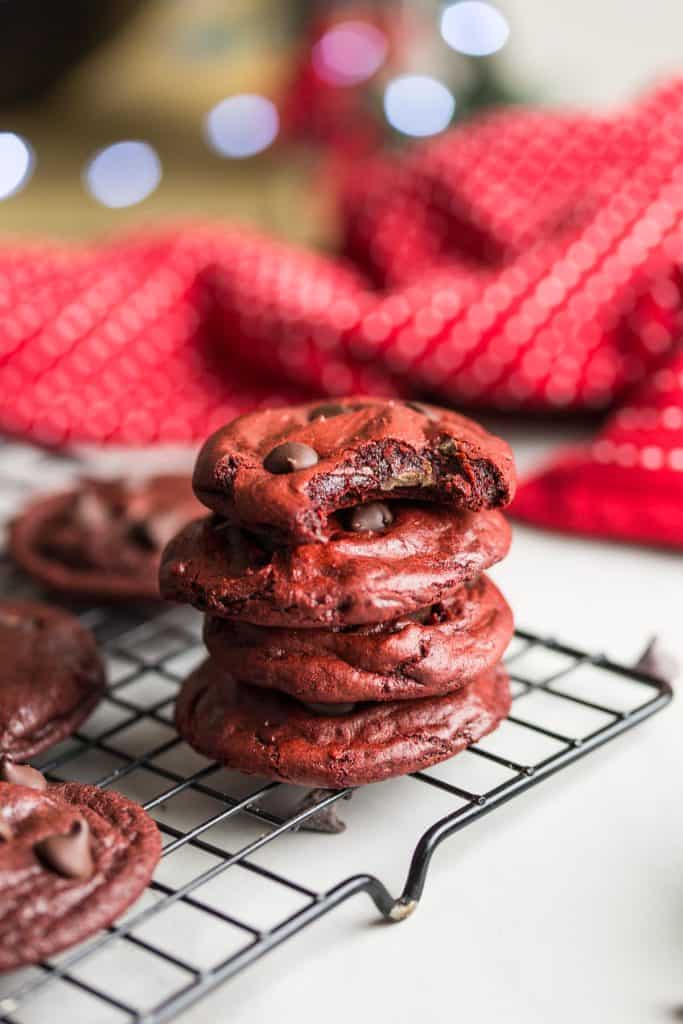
[512,348,683,548]
[1,80,682,547]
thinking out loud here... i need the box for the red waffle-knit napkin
[512,347,683,548]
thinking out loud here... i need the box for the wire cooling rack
[0,441,673,1024]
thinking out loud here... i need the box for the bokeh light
[0,133,34,200]
[205,94,279,158]
[383,75,455,137]
[84,141,162,208]
[440,2,510,57]
[312,20,388,86]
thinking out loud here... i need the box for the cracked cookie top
[192,397,516,545]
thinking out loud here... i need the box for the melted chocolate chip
[304,702,356,716]
[347,502,393,532]
[264,442,319,474]
[35,819,95,880]
[0,758,47,791]
[404,401,439,420]
[307,403,346,421]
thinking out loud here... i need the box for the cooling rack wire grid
[0,440,671,1024]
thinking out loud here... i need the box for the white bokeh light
[0,133,34,200]
[205,94,279,158]
[84,141,162,208]
[312,20,388,86]
[440,2,510,57]
[383,75,455,137]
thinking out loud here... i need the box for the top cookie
[193,397,516,544]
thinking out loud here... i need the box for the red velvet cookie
[0,772,161,971]
[193,397,516,544]
[10,475,201,600]
[0,601,105,760]
[160,503,511,627]
[175,659,511,788]
[204,576,513,703]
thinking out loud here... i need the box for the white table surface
[0,424,680,1024]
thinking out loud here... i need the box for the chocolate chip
[35,819,95,880]
[347,502,393,532]
[404,401,439,420]
[292,787,350,833]
[263,442,319,474]
[0,758,47,791]
[307,403,346,421]
[304,702,356,716]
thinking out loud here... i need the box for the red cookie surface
[0,780,161,971]
[193,397,516,544]
[204,576,513,703]
[160,504,511,627]
[175,660,511,788]
[10,475,201,600]
[0,601,105,760]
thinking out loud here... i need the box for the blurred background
[1,0,682,245]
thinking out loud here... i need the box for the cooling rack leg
[325,875,419,922]
[387,897,419,921]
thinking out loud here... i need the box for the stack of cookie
[160,398,516,788]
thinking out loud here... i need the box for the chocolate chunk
[35,819,95,880]
[347,501,393,532]
[634,636,678,685]
[0,758,47,791]
[404,401,439,420]
[263,442,319,474]
[303,702,356,716]
[292,788,351,833]
[307,403,347,421]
